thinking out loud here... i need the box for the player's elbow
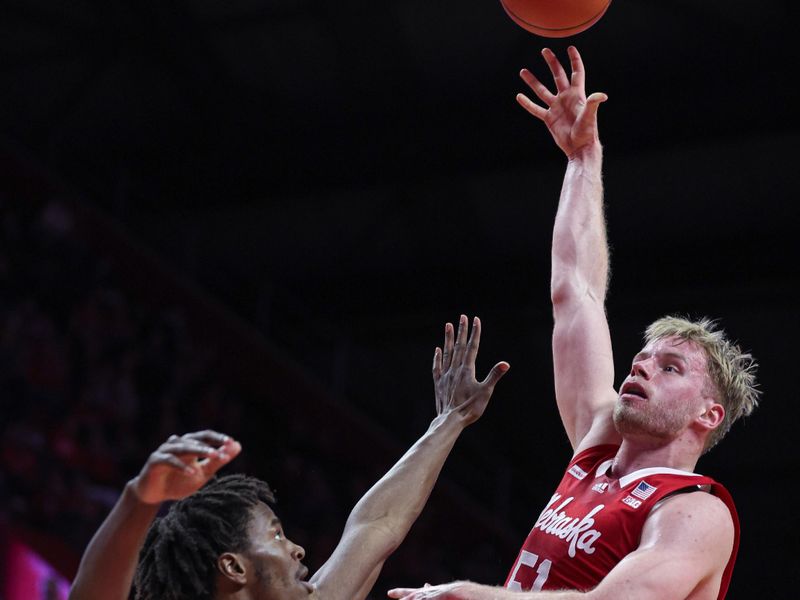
[551,272,584,310]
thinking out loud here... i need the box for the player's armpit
[584,492,735,600]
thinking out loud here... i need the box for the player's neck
[610,437,700,478]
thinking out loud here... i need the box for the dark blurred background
[1,0,798,597]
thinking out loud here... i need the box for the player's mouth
[620,381,648,400]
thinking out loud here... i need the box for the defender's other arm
[311,316,509,600]
[68,431,240,600]
[518,46,618,453]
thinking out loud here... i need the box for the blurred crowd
[0,196,249,551]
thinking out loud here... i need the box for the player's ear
[217,552,248,586]
[697,402,725,431]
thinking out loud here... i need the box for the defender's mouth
[297,566,315,594]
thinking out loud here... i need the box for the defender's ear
[217,553,248,585]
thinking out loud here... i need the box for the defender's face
[614,336,714,441]
[244,503,316,600]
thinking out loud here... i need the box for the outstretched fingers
[520,68,555,106]
[464,316,481,367]
[516,93,547,121]
[586,91,609,109]
[451,315,469,367]
[481,361,511,390]
[441,322,454,371]
[432,346,443,379]
[542,47,570,92]
[567,45,585,90]
[432,346,444,414]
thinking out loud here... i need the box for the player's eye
[274,530,283,541]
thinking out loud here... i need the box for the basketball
[500,0,611,38]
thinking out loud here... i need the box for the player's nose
[631,359,651,379]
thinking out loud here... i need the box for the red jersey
[504,445,739,598]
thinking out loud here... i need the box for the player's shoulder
[647,489,734,543]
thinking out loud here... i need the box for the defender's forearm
[343,411,466,545]
[69,482,159,600]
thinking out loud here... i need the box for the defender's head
[135,474,314,600]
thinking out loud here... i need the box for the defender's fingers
[464,316,482,366]
[567,45,586,89]
[432,347,442,379]
[516,93,548,121]
[198,440,242,477]
[441,322,454,370]
[151,451,195,472]
[480,361,511,388]
[542,47,570,92]
[183,430,230,446]
[520,68,556,105]
[158,441,217,457]
[451,314,469,365]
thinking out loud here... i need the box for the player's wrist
[567,139,603,163]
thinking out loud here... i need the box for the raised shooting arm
[518,47,619,453]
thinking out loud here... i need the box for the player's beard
[613,398,688,442]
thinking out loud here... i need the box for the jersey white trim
[595,459,614,478]
[618,466,701,489]
[594,459,701,488]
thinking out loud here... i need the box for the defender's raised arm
[311,316,509,600]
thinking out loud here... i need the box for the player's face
[614,336,715,441]
[244,503,316,600]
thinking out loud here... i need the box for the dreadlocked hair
[133,473,276,600]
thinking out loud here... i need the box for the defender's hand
[130,430,241,505]
[433,315,509,425]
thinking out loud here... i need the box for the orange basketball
[500,0,611,38]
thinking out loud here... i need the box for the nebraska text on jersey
[534,494,604,557]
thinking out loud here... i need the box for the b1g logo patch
[622,495,642,509]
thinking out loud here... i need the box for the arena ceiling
[1,1,795,204]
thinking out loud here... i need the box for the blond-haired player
[389,46,759,600]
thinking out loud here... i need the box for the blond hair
[644,316,760,452]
